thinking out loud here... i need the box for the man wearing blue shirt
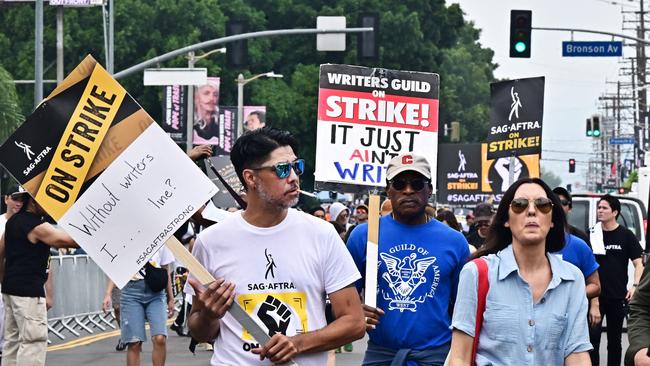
[347,153,470,366]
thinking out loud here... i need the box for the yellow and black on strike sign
[0,55,154,220]
[486,77,545,160]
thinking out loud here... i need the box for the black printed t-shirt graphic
[2,211,50,298]
[597,225,643,299]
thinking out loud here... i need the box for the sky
[452,0,633,189]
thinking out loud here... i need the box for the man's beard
[256,182,298,209]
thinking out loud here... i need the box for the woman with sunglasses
[447,178,592,366]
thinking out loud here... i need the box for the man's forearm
[291,313,365,354]
[586,283,600,299]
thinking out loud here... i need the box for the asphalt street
[44,325,626,365]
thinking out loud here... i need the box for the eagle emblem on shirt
[379,252,437,312]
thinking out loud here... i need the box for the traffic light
[569,158,576,173]
[586,118,593,137]
[592,116,601,137]
[358,13,379,61]
[510,10,532,58]
[226,21,247,68]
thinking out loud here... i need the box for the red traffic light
[569,159,576,173]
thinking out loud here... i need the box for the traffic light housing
[569,158,576,173]
[586,118,593,137]
[226,21,247,68]
[592,116,601,137]
[510,10,532,58]
[358,13,379,61]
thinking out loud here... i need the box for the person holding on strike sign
[447,178,592,366]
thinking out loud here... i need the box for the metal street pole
[108,0,114,74]
[235,72,283,138]
[237,73,244,138]
[56,6,64,83]
[34,0,43,107]
[113,27,373,79]
[185,51,195,154]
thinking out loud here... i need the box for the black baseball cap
[552,187,571,206]
[5,186,29,199]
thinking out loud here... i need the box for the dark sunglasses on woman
[510,197,554,214]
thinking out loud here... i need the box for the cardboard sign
[437,143,539,204]
[0,56,218,288]
[205,155,244,209]
[487,77,545,160]
[314,64,439,189]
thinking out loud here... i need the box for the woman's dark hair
[473,177,567,259]
[436,210,461,232]
[230,127,299,189]
[308,206,325,215]
[331,222,346,235]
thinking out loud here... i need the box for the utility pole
[56,6,64,83]
[637,0,647,167]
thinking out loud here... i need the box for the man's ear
[242,170,257,190]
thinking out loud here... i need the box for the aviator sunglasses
[389,178,430,191]
[510,197,554,214]
[250,159,305,179]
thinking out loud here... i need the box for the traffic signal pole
[113,27,373,80]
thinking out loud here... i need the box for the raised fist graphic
[257,295,291,336]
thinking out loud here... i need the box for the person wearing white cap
[346,153,470,365]
[328,202,350,228]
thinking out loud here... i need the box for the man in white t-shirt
[187,128,365,365]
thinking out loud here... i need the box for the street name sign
[562,41,623,57]
[609,137,635,145]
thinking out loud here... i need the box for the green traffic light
[587,130,593,137]
[593,130,601,137]
[515,41,527,53]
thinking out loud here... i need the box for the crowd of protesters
[0,127,648,366]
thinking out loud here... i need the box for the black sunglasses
[250,159,305,179]
[559,199,570,207]
[389,178,430,191]
[510,197,554,214]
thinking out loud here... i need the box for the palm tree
[0,65,24,145]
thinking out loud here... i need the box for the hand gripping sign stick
[364,194,381,308]
[165,237,299,366]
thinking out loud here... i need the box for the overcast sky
[452,0,633,188]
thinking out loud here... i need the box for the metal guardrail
[47,255,183,341]
[47,255,116,341]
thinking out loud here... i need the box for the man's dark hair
[473,177,567,259]
[230,127,299,189]
[598,194,621,219]
[249,110,266,124]
[308,206,325,215]
[552,186,572,209]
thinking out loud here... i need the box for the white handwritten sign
[59,123,218,288]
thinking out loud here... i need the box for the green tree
[0,0,496,190]
[540,166,562,189]
[0,65,23,144]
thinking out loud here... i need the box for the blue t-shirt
[347,215,470,350]
[556,233,599,278]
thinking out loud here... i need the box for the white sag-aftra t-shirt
[189,209,361,366]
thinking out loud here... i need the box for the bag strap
[471,258,489,364]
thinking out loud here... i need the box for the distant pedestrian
[590,195,644,366]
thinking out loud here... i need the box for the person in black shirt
[0,192,77,366]
[590,194,644,366]
[464,202,493,250]
[552,187,591,244]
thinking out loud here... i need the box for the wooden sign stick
[165,236,298,366]
[364,195,381,308]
